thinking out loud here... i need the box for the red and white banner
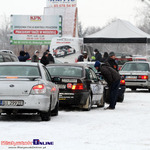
[46,0,77,8]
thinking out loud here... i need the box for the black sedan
[46,64,104,110]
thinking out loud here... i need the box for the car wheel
[97,95,105,107]
[82,94,92,111]
[117,94,124,103]
[51,101,59,116]
[40,103,51,121]
[131,88,136,91]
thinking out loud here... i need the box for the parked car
[77,62,126,103]
[0,62,59,121]
[120,61,150,91]
[53,45,76,57]
[47,63,104,110]
[0,51,18,62]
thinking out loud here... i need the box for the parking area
[0,90,150,150]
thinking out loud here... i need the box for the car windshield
[47,66,83,77]
[121,63,149,71]
[0,66,40,77]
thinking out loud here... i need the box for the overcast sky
[0,0,145,28]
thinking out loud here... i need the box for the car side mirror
[52,77,61,82]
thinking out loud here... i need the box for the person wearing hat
[94,61,120,110]
[31,50,40,62]
[46,49,55,64]
[94,49,102,62]
[18,51,30,62]
[40,52,49,66]
[77,51,87,62]
[107,52,118,72]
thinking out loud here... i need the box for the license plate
[126,76,137,79]
[57,84,66,89]
[0,100,24,106]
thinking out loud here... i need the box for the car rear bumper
[59,91,89,106]
[125,80,150,89]
[0,95,50,112]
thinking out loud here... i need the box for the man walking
[94,61,120,110]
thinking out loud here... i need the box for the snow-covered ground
[0,89,150,150]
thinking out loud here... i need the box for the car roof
[0,62,40,66]
[47,63,87,68]
[125,61,150,64]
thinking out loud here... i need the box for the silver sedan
[0,62,59,121]
[120,61,150,91]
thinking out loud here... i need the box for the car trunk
[0,80,39,96]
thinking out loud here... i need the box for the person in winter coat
[107,52,118,72]
[94,61,120,110]
[94,49,102,62]
[40,52,49,66]
[18,51,30,62]
[46,49,55,64]
[77,51,87,62]
[31,50,39,62]
[101,52,109,62]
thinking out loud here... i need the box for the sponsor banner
[46,0,77,8]
[10,15,62,45]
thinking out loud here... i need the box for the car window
[3,54,11,62]
[0,66,40,77]
[47,66,83,78]
[43,67,52,81]
[121,63,149,71]
[0,55,4,62]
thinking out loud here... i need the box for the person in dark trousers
[107,52,118,72]
[94,61,120,110]
[94,49,102,62]
[46,49,55,64]
[40,52,49,66]
[101,52,109,62]
[31,50,39,62]
[18,51,30,62]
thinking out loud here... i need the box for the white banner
[10,15,62,45]
[46,0,77,8]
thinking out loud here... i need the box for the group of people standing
[18,49,55,66]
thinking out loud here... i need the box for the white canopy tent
[84,19,150,55]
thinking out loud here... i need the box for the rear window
[47,66,83,77]
[121,63,149,71]
[0,66,40,77]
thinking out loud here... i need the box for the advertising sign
[10,15,62,45]
[46,0,77,8]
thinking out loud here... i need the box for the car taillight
[120,80,125,85]
[137,75,148,80]
[72,83,84,90]
[31,84,46,94]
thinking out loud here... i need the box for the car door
[89,69,103,102]
[42,66,57,109]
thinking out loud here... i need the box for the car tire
[131,88,136,91]
[97,95,105,107]
[117,94,124,103]
[51,101,59,116]
[82,94,92,111]
[40,103,51,121]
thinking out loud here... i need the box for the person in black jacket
[31,50,39,62]
[18,51,30,62]
[101,52,109,62]
[46,49,55,64]
[77,51,87,62]
[107,52,118,72]
[94,61,120,110]
[94,49,102,62]
[40,52,49,66]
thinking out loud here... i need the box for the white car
[0,62,59,121]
